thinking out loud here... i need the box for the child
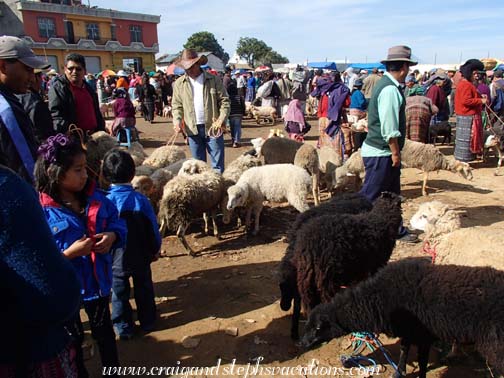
[111,87,136,137]
[226,80,245,147]
[284,99,311,142]
[35,134,126,377]
[101,149,161,339]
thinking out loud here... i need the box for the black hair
[65,53,86,69]
[101,149,135,184]
[34,137,87,206]
[385,61,407,72]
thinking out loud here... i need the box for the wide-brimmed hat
[46,68,58,76]
[175,49,208,70]
[116,69,128,77]
[381,45,417,65]
[0,35,50,69]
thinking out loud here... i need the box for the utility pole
[434,52,437,65]
[459,51,463,64]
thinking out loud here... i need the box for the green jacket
[172,71,230,136]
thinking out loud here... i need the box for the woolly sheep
[294,144,320,205]
[250,105,277,124]
[318,146,343,192]
[143,145,186,169]
[409,201,461,240]
[135,165,156,177]
[85,131,119,176]
[259,137,302,164]
[291,193,401,340]
[279,193,373,339]
[226,164,311,235]
[128,141,148,166]
[131,168,175,213]
[177,159,211,176]
[302,258,504,378]
[158,168,224,256]
[221,155,262,225]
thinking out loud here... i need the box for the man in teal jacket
[359,45,419,243]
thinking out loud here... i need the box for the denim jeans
[229,116,242,143]
[111,268,156,335]
[187,124,225,173]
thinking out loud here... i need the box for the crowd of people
[0,32,500,376]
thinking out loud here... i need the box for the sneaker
[232,142,241,148]
[397,232,419,244]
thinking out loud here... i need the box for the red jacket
[455,79,482,116]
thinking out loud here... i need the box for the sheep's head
[250,137,265,156]
[178,159,209,175]
[131,175,154,196]
[221,193,232,224]
[301,303,345,349]
[410,201,448,231]
[227,184,249,210]
[452,160,473,181]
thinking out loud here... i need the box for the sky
[91,0,504,65]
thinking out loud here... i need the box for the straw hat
[46,68,58,76]
[175,49,208,70]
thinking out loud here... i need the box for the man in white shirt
[172,49,230,172]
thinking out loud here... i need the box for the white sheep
[294,144,320,205]
[158,169,225,256]
[132,167,175,213]
[410,200,461,239]
[226,164,311,235]
[317,147,343,194]
[221,154,262,225]
[177,159,211,176]
[85,131,119,176]
[143,145,186,169]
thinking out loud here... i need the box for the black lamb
[302,258,504,378]
[279,193,373,340]
[283,192,401,340]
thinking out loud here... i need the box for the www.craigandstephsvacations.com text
[102,357,383,377]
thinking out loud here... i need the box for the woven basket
[481,58,497,71]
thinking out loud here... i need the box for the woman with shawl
[111,88,136,136]
[284,99,311,142]
[136,74,156,123]
[454,59,487,161]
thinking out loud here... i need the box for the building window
[129,25,142,43]
[86,23,100,40]
[110,24,117,41]
[38,18,56,38]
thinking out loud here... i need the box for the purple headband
[37,133,71,163]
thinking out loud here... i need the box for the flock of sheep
[85,130,504,377]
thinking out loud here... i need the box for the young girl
[284,99,311,142]
[35,134,127,377]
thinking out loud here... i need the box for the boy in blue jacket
[102,149,161,339]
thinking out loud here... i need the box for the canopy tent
[307,62,337,70]
[348,62,385,71]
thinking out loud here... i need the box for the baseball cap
[0,35,50,69]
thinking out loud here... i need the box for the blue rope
[346,332,401,376]
[340,354,377,370]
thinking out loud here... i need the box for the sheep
[401,139,473,196]
[279,193,373,340]
[331,149,366,192]
[250,105,277,125]
[318,146,343,192]
[332,141,474,196]
[128,141,148,166]
[226,164,311,235]
[131,168,175,213]
[290,192,402,340]
[177,159,211,176]
[301,258,504,378]
[85,131,119,176]
[135,164,156,177]
[143,145,186,169]
[221,155,262,225]
[483,129,504,176]
[158,169,224,256]
[259,137,302,164]
[294,144,320,205]
[409,201,461,240]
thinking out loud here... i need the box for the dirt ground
[85,113,504,378]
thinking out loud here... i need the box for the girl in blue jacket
[35,134,127,377]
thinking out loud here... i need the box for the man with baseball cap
[0,35,50,183]
[359,45,419,243]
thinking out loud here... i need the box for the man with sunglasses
[0,35,50,183]
[48,53,105,134]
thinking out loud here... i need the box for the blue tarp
[349,62,385,70]
[494,64,504,71]
[307,62,337,70]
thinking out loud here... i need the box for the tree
[183,31,229,64]
[236,37,289,67]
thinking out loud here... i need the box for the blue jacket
[40,182,127,301]
[107,184,161,276]
[0,165,81,364]
[350,90,367,111]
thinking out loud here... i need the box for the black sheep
[429,121,452,145]
[302,258,504,378]
[279,193,373,340]
[283,192,401,340]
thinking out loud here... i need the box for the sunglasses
[66,66,84,72]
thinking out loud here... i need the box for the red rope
[422,240,437,264]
